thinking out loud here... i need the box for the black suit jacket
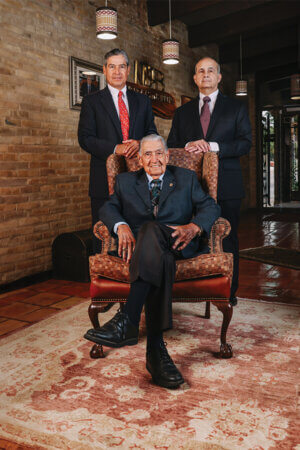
[167,93,252,201]
[99,165,220,259]
[78,86,157,199]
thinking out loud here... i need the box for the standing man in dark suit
[167,57,252,305]
[78,49,157,252]
[84,134,220,388]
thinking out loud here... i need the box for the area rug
[0,300,299,449]
[239,245,300,270]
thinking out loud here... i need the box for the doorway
[261,107,299,207]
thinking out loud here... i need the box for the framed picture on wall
[69,56,106,110]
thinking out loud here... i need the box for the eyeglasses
[142,150,165,159]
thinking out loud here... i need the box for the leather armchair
[88,149,233,359]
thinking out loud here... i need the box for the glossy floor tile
[238,210,300,304]
[0,210,299,339]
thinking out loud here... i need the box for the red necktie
[118,91,129,141]
[200,96,211,138]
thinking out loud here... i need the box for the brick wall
[0,0,217,284]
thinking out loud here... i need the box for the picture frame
[69,56,106,110]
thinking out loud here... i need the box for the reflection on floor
[0,210,299,340]
[238,210,300,305]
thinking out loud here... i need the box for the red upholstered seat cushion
[90,275,230,301]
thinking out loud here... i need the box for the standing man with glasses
[78,49,157,253]
[167,57,252,306]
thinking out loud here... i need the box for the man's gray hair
[195,57,221,74]
[139,134,168,154]
[104,49,129,66]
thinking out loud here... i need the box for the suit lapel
[190,97,204,139]
[158,169,176,212]
[206,92,225,139]
[127,89,137,137]
[134,170,152,210]
[99,87,123,140]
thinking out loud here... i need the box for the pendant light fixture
[162,0,179,65]
[96,0,117,40]
[290,74,300,100]
[290,26,300,99]
[236,35,247,96]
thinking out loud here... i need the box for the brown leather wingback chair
[88,149,233,359]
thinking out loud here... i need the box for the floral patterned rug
[0,299,299,449]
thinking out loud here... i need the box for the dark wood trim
[220,26,297,64]
[188,2,300,47]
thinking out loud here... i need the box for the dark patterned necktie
[150,179,162,216]
[200,96,211,137]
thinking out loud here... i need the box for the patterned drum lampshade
[291,74,300,100]
[163,39,179,65]
[236,80,247,96]
[96,6,117,40]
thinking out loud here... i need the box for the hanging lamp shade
[162,0,179,65]
[235,35,247,96]
[96,6,117,40]
[290,74,300,100]
[163,39,179,65]
[236,80,247,96]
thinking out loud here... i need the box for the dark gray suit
[99,165,220,331]
[167,93,252,297]
[78,86,157,252]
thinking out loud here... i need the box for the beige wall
[0,0,217,284]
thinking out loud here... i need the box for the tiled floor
[0,210,299,340]
[0,280,90,338]
[238,210,300,305]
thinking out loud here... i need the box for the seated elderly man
[84,134,220,388]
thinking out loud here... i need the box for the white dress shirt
[107,84,130,154]
[107,84,129,117]
[185,89,219,152]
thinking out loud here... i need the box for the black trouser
[218,199,241,298]
[129,221,183,333]
[91,198,107,254]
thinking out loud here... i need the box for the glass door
[281,112,299,202]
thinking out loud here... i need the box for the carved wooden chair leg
[90,343,105,359]
[213,302,233,358]
[119,301,125,311]
[88,301,115,359]
[204,301,211,319]
[88,301,115,329]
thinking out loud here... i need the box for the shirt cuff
[113,145,118,154]
[113,221,127,234]
[209,142,219,152]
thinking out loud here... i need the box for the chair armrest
[209,217,231,253]
[93,221,117,255]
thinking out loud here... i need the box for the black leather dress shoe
[146,343,184,389]
[84,311,138,348]
[230,296,238,306]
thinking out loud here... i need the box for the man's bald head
[195,57,220,74]
[193,57,222,95]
